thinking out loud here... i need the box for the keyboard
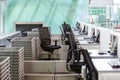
[108,59,120,68]
[79,41,88,44]
[98,51,107,55]
[88,40,95,43]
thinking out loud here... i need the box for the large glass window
[0,0,12,33]
[3,0,88,34]
[112,0,120,27]
[113,0,120,4]
[88,7,107,26]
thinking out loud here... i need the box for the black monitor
[82,25,88,35]
[91,28,96,41]
[76,22,81,30]
[109,36,117,55]
[14,22,43,32]
[95,29,100,43]
[91,28,95,36]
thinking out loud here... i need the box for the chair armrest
[75,47,83,52]
[75,41,80,45]
[52,39,60,45]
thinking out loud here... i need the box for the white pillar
[100,28,111,51]
[0,0,5,33]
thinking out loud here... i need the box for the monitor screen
[110,36,117,55]
[75,22,82,33]
[95,29,100,43]
[76,21,79,29]
[91,28,95,36]
[14,22,43,32]
[82,25,88,35]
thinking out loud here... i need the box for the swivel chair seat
[70,61,85,73]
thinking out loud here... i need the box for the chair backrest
[62,22,72,37]
[59,26,65,40]
[66,32,75,63]
[39,27,51,47]
[66,31,79,63]
[82,49,98,80]
[67,31,77,50]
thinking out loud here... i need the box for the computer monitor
[110,36,117,55]
[74,22,82,33]
[76,21,79,29]
[95,29,100,43]
[85,26,88,34]
[14,22,43,32]
[82,25,88,35]
[91,28,95,36]
[91,28,96,41]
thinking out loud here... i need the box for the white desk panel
[89,50,117,58]
[92,59,120,80]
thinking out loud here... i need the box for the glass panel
[4,0,88,34]
[0,2,1,33]
[113,0,120,4]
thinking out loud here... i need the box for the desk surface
[78,40,99,45]
[0,31,20,40]
[89,50,117,58]
[92,58,120,72]
[73,31,80,36]
[72,30,88,36]
[73,30,96,45]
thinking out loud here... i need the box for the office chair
[66,32,84,80]
[82,49,98,80]
[61,22,72,45]
[62,22,72,37]
[39,27,61,60]
[59,26,65,45]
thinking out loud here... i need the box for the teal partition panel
[4,0,88,34]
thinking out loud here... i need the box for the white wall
[88,0,113,7]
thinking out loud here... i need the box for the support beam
[0,0,6,33]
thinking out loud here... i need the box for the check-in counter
[78,40,100,50]
[88,50,117,58]
[24,60,78,80]
[92,58,120,80]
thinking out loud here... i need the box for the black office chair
[66,32,84,80]
[59,26,66,45]
[82,49,98,80]
[61,22,72,45]
[62,22,72,37]
[39,27,61,60]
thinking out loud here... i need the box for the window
[113,0,120,4]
